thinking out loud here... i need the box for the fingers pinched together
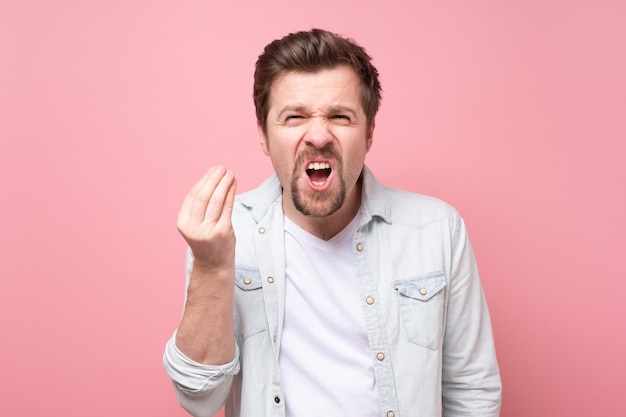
[177,166,237,269]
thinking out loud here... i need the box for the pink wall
[1,1,624,416]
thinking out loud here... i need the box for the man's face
[259,65,374,218]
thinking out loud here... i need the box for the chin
[293,191,345,218]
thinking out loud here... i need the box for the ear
[365,118,375,152]
[258,121,270,156]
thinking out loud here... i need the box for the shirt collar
[360,165,393,225]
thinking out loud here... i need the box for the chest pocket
[393,271,447,350]
[234,267,268,339]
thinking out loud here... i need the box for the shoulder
[361,167,461,229]
[383,186,461,228]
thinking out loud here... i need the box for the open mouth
[306,162,332,185]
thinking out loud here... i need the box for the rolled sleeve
[163,332,240,417]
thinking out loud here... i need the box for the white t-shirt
[279,214,379,417]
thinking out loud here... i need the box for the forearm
[175,264,236,365]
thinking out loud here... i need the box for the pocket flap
[235,267,262,290]
[393,271,446,301]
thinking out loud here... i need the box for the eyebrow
[276,105,308,119]
[276,104,358,119]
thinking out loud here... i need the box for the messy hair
[254,28,382,134]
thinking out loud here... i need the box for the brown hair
[253,28,382,134]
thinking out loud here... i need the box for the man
[164,28,501,417]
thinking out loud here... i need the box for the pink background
[1,1,624,416]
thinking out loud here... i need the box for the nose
[304,117,333,149]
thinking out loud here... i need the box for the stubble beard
[290,148,346,218]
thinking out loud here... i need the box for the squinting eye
[330,115,350,121]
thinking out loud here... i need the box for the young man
[164,28,501,417]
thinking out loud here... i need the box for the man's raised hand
[177,166,237,272]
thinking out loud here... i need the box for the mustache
[295,147,342,167]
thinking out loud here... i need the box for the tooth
[307,162,331,171]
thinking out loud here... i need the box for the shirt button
[243,278,252,285]
[274,396,281,404]
[267,276,274,284]
[419,288,428,295]
[387,411,395,417]
[376,352,385,361]
[356,243,364,251]
[258,227,266,234]
[366,296,374,305]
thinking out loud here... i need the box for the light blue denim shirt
[164,166,502,417]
